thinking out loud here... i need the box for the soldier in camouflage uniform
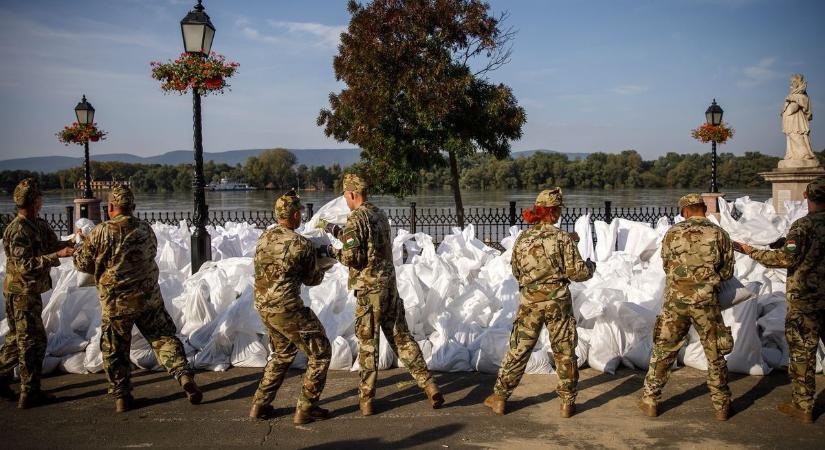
[0,178,75,408]
[73,186,201,413]
[249,190,333,425]
[735,178,825,424]
[484,188,594,418]
[331,173,443,416]
[639,193,735,421]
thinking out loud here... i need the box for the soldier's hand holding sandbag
[316,219,342,238]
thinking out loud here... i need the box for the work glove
[569,231,580,243]
[316,244,334,259]
[584,258,596,273]
[316,219,342,238]
[768,237,787,249]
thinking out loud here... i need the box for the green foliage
[318,0,526,198]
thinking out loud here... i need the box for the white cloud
[738,57,780,87]
[611,85,649,95]
[268,21,345,48]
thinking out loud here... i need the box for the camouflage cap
[678,193,705,209]
[109,185,135,208]
[13,177,42,208]
[275,190,304,220]
[342,173,367,193]
[805,178,825,202]
[535,188,563,207]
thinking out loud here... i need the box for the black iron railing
[1,201,740,249]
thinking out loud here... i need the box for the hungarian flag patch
[786,239,797,253]
[342,230,360,250]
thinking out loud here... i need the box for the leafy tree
[318,0,526,226]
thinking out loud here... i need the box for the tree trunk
[448,148,465,229]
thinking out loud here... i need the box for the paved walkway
[1,367,823,449]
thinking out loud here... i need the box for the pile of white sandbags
[0,195,822,380]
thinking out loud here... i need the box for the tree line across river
[1,148,822,195]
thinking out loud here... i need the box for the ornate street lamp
[705,99,724,193]
[75,95,95,200]
[181,0,214,273]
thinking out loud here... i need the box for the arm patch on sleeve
[785,239,797,253]
[342,229,360,250]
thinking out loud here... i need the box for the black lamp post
[75,95,95,200]
[705,99,723,193]
[181,0,215,273]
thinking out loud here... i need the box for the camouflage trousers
[785,305,825,413]
[100,301,192,399]
[494,299,579,404]
[642,300,733,411]
[355,283,433,400]
[0,293,47,393]
[253,307,331,411]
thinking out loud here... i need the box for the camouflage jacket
[332,202,395,292]
[749,210,825,312]
[511,222,593,303]
[74,215,163,318]
[254,225,325,313]
[2,215,67,294]
[661,216,734,305]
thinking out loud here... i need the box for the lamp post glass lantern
[705,99,724,193]
[75,95,95,199]
[181,0,215,55]
[182,1,214,273]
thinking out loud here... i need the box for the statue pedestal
[701,192,726,220]
[760,164,825,214]
[73,198,102,224]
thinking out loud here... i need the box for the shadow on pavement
[301,423,464,450]
[730,371,789,417]
[578,371,643,414]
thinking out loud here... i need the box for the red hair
[523,205,554,224]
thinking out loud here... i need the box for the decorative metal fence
[0,201,708,250]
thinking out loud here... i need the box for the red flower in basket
[204,77,223,90]
[150,52,238,96]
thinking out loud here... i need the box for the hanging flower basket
[691,123,734,144]
[150,52,239,96]
[56,123,107,145]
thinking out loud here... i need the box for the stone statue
[779,73,819,168]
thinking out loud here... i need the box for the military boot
[17,389,56,409]
[0,377,17,401]
[293,406,330,425]
[560,402,576,418]
[715,403,732,421]
[360,399,374,416]
[115,395,134,413]
[484,394,506,416]
[424,383,445,409]
[179,374,203,405]
[638,399,657,417]
[249,403,274,419]
[777,401,813,424]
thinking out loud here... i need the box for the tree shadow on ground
[577,371,644,414]
[730,370,789,418]
[506,368,633,414]
[301,423,464,450]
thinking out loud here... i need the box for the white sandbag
[473,327,510,374]
[574,213,595,261]
[231,333,269,368]
[329,336,353,370]
[59,352,88,374]
[427,319,472,372]
[718,279,761,310]
[594,220,618,262]
[526,346,552,374]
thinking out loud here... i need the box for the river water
[2,187,773,215]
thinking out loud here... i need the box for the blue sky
[0,0,823,161]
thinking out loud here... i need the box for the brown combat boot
[638,399,657,417]
[115,395,134,413]
[359,399,374,416]
[17,389,56,409]
[560,402,576,418]
[715,403,732,421]
[484,394,506,416]
[293,406,330,425]
[179,374,202,405]
[424,383,445,409]
[777,401,813,424]
[249,403,274,419]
